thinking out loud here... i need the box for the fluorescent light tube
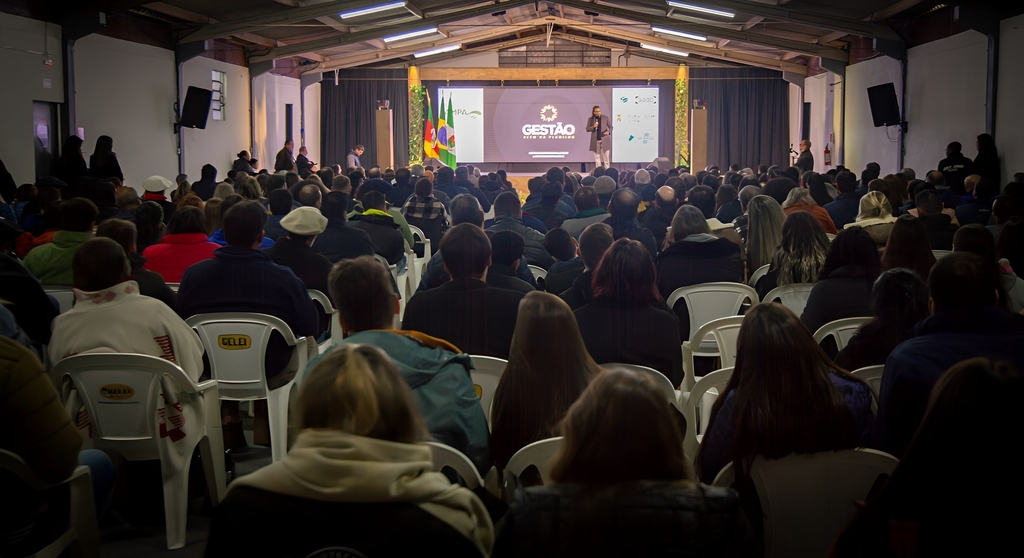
[339,1,406,19]
[666,1,735,18]
[414,44,461,58]
[383,27,439,43]
[651,26,707,42]
[641,43,689,57]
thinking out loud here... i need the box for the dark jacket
[350,211,407,265]
[486,264,535,295]
[264,215,287,243]
[232,158,256,174]
[544,258,584,295]
[559,269,594,311]
[386,184,414,208]
[528,203,570,232]
[55,157,88,188]
[796,149,814,174]
[455,179,491,213]
[918,213,958,250]
[402,278,526,358]
[418,250,538,292]
[88,153,123,181]
[715,199,743,225]
[192,177,219,201]
[264,236,334,294]
[800,265,874,334]
[575,300,683,386]
[824,192,861,229]
[656,235,744,341]
[0,254,59,345]
[129,253,177,311]
[486,217,554,270]
[310,219,375,263]
[955,199,993,227]
[640,203,676,249]
[495,481,755,558]
[274,148,294,172]
[604,215,658,258]
[879,307,1024,458]
[938,153,974,194]
[295,154,314,175]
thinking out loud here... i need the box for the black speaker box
[867,83,901,128]
[179,86,213,129]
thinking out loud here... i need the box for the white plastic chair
[932,249,952,259]
[503,436,563,503]
[186,313,308,463]
[762,283,815,316]
[374,254,407,320]
[42,285,75,313]
[852,364,885,414]
[748,264,770,289]
[468,355,506,431]
[680,315,745,393]
[604,362,682,412]
[408,224,431,279]
[54,353,225,550]
[527,265,547,281]
[681,367,734,463]
[166,282,180,293]
[813,317,871,353]
[0,449,99,558]
[425,441,485,490]
[308,289,339,353]
[713,449,898,558]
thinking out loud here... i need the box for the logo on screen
[539,105,558,122]
[634,95,657,105]
[620,97,628,103]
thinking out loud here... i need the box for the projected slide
[437,86,659,163]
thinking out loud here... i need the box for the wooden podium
[690,104,707,172]
[375,108,394,170]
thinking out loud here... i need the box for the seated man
[311,192,375,263]
[264,189,294,242]
[209,194,275,249]
[542,228,584,295]
[879,252,1024,457]
[402,178,449,251]
[916,189,959,250]
[560,222,615,311]
[529,182,572,232]
[603,188,658,257]
[48,237,204,381]
[639,186,678,249]
[23,197,98,285]
[403,224,526,359]
[350,190,407,267]
[486,191,554,269]
[263,206,333,295]
[487,230,534,295]
[560,186,610,239]
[95,219,177,309]
[0,220,59,345]
[306,256,489,473]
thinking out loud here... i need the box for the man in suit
[402,223,526,358]
[274,139,296,173]
[586,105,613,169]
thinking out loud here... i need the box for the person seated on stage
[486,191,554,270]
[402,177,449,251]
[641,185,679,249]
[206,343,493,557]
[310,192,375,264]
[303,255,489,473]
[495,367,754,557]
[603,188,658,258]
[560,186,610,240]
[529,182,572,232]
[417,194,537,292]
[542,228,584,295]
[402,223,527,359]
[95,219,177,310]
[559,222,614,311]
[48,237,204,380]
[295,146,315,176]
[263,206,333,295]
[487,230,535,295]
[23,197,98,285]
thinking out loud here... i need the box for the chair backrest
[749,449,899,558]
[851,364,885,415]
[186,313,302,400]
[424,442,485,490]
[667,283,759,345]
[166,282,180,293]
[468,355,506,430]
[682,367,733,461]
[932,249,952,259]
[42,285,76,313]
[408,224,432,260]
[812,317,871,353]
[604,362,680,410]
[527,265,547,280]
[374,254,400,285]
[503,437,563,502]
[406,216,443,249]
[308,289,340,348]
[762,283,815,316]
[748,264,770,289]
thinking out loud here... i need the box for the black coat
[402,278,525,358]
[130,253,177,310]
[486,264,535,295]
[800,265,874,334]
[350,213,407,265]
[575,300,683,386]
[88,153,123,181]
[559,269,593,311]
[544,258,584,295]
[0,254,59,344]
[311,220,376,263]
[656,236,744,341]
[264,236,334,294]
[605,216,658,258]
[918,213,958,250]
[640,203,676,249]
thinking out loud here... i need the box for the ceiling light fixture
[641,43,689,57]
[651,26,707,42]
[666,1,735,18]
[414,44,462,58]
[339,1,406,20]
[382,27,440,43]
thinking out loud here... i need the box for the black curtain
[320,69,409,169]
[689,68,790,170]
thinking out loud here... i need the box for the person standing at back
[88,135,123,181]
[275,139,296,173]
[346,145,365,171]
[937,141,974,194]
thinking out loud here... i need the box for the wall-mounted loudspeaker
[866,83,901,128]
[179,86,213,129]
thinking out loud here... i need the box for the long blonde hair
[746,195,786,270]
[857,190,894,221]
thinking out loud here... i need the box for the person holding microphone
[587,106,613,170]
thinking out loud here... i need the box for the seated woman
[801,227,882,334]
[834,268,929,372]
[696,303,874,485]
[745,195,786,281]
[831,359,1024,557]
[494,368,754,557]
[881,214,936,281]
[491,292,603,470]
[142,206,220,283]
[205,344,493,557]
[846,190,896,246]
[756,211,830,300]
[781,187,838,234]
[575,239,683,387]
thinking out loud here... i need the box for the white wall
[998,14,1024,181]
[0,12,64,185]
[180,56,250,182]
[805,73,828,172]
[844,55,902,176]
[788,81,803,168]
[904,30,988,177]
[796,71,842,173]
[302,82,321,167]
[74,34,177,189]
[251,73,301,168]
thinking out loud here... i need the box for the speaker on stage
[179,86,213,129]
[867,83,901,127]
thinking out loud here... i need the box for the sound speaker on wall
[866,83,901,128]
[179,86,213,129]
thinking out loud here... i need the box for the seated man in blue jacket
[307,255,489,473]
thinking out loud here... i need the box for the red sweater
[142,233,219,282]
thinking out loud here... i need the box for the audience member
[880,215,937,280]
[350,190,406,266]
[263,207,333,295]
[141,206,219,283]
[205,343,493,557]
[386,168,414,207]
[403,178,449,249]
[87,135,123,181]
[714,184,742,224]
[955,176,998,227]
[953,224,1024,312]
[924,169,962,210]
[688,184,744,254]
[782,187,838,234]
[762,177,798,206]
[559,222,614,310]
[541,228,584,294]
[112,185,140,221]
[486,191,554,269]
[915,189,958,250]
[204,198,223,235]
[879,253,1024,457]
[402,223,526,358]
[823,170,860,229]
[604,188,657,257]
[997,217,1024,276]
[310,192,375,263]
[487,230,535,295]
[141,175,177,224]
[801,227,881,333]
[95,219,177,309]
[845,190,895,246]
[560,186,609,239]
[0,220,58,345]
[454,166,491,213]
[530,182,571,231]
[23,197,97,285]
[640,186,679,249]
[209,195,274,249]
[973,132,1000,186]
[745,195,785,276]
[834,269,930,372]
[264,189,294,242]
[756,211,829,299]
[575,238,682,386]
[731,185,762,244]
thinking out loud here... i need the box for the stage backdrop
[320,69,409,169]
[689,68,790,171]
